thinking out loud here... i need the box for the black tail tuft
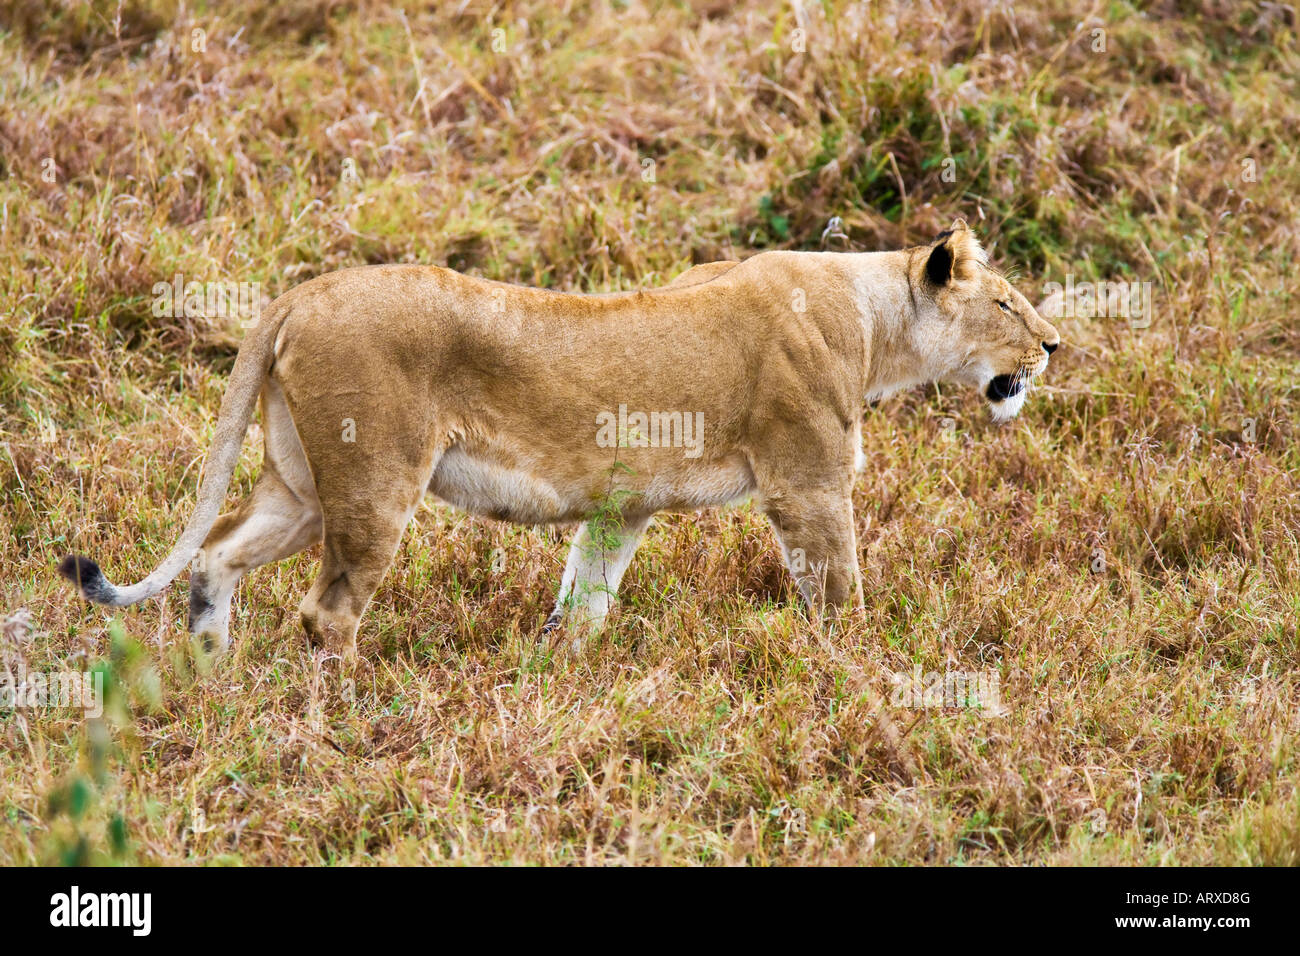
[58,554,114,604]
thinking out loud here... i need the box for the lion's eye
[997,300,1012,313]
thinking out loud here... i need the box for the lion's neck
[847,250,943,401]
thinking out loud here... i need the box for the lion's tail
[58,300,294,608]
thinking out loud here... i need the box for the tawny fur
[59,220,1059,657]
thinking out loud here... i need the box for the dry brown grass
[1,0,1298,864]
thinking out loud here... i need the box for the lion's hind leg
[294,443,442,659]
[296,484,429,658]
[189,381,323,653]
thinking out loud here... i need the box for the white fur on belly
[429,446,573,523]
[429,445,757,523]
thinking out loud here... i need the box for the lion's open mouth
[986,372,1024,402]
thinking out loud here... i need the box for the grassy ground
[2,0,1299,865]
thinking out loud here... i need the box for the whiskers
[1016,363,1044,399]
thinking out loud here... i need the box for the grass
[1,0,1299,865]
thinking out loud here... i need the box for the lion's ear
[926,223,986,286]
[925,239,954,285]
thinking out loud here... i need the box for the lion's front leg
[764,490,863,616]
[543,512,652,648]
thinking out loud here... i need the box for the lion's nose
[1042,341,1058,355]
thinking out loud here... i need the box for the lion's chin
[984,370,1030,422]
[987,387,1028,422]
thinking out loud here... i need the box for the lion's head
[910,219,1060,421]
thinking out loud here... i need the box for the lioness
[60,219,1059,656]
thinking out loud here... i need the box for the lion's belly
[641,456,757,513]
[427,445,756,524]
[428,446,584,524]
